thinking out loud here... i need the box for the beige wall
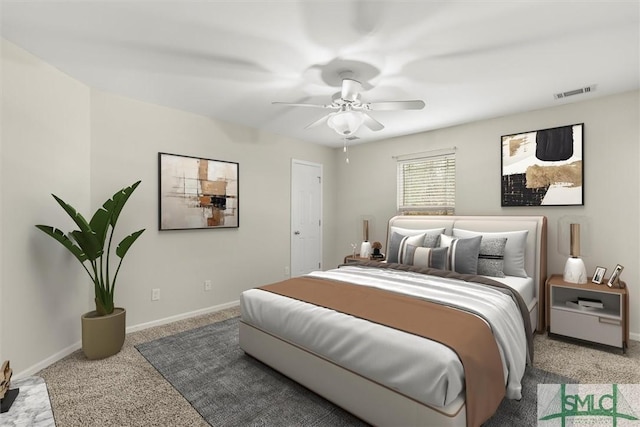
[1,40,92,373]
[88,90,337,328]
[1,40,337,376]
[335,90,640,339]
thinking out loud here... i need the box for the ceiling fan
[272,77,425,136]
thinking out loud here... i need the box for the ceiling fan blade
[341,79,362,101]
[272,101,333,109]
[304,114,331,129]
[367,100,426,111]
[362,113,385,131]
[351,0,385,36]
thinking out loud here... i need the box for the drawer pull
[599,317,621,325]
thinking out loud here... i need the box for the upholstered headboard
[386,215,547,332]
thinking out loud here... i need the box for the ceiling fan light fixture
[327,110,364,136]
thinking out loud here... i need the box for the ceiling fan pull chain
[343,138,350,164]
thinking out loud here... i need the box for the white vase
[360,241,372,258]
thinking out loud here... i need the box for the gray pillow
[477,237,507,277]
[440,234,482,275]
[453,228,529,277]
[423,232,441,248]
[387,228,444,263]
[388,232,425,264]
[402,245,449,269]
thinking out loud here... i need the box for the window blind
[396,150,455,214]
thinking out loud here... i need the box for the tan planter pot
[81,308,126,360]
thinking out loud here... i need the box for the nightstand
[546,274,629,352]
[343,254,385,264]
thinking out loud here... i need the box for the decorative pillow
[402,245,449,269]
[422,232,441,248]
[390,226,443,247]
[390,226,433,236]
[439,234,482,275]
[388,232,425,264]
[477,237,507,277]
[387,227,444,263]
[453,229,529,277]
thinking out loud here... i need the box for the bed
[240,215,547,427]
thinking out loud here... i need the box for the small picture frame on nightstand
[592,266,606,284]
[607,264,624,288]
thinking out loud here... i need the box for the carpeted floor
[37,306,639,427]
[136,317,369,426]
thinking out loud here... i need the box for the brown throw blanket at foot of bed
[261,276,505,427]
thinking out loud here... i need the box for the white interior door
[291,159,322,277]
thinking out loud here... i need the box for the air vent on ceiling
[554,85,596,100]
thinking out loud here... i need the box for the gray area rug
[136,317,576,426]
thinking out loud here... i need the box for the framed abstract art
[501,123,583,206]
[158,152,239,230]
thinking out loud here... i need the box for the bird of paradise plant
[36,181,145,316]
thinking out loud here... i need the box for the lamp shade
[569,223,581,257]
[560,219,588,284]
[557,216,590,257]
[327,111,364,136]
[363,219,369,241]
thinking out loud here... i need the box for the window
[396,148,455,214]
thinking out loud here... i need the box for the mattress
[240,265,528,409]
[489,275,535,308]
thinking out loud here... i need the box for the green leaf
[70,230,103,261]
[35,225,88,263]
[94,296,113,316]
[89,207,111,249]
[52,194,93,235]
[107,181,141,227]
[94,276,113,315]
[116,229,145,258]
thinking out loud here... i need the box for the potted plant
[35,181,145,359]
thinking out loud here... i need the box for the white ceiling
[2,1,639,147]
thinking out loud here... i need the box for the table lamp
[360,219,372,258]
[563,222,587,284]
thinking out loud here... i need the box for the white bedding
[489,275,535,308]
[240,265,528,409]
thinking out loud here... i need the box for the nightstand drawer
[550,308,622,348]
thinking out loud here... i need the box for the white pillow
[452,228,529,278]
[439,234,455,248]
[390,226,432,236]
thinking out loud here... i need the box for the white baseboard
[126,300,239,333]
[14,341,82,380]
[15,301,239,380]
[630,331,639,342]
